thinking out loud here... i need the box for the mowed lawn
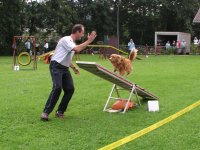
[0,55,200,150]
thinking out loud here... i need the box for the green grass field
[0,55,200,150]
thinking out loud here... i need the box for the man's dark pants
[43,61,74,114]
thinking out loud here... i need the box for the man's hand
[87,31,97,43]
[72,67,80,75]
[72,31,97,53]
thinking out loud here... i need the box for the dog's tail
[129,49,138,61]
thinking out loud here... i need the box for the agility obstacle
[88,45,127,54]
[37,50,55,59]
[12,36,37,70]
[87,45,142,60]
[37,44,142,61]
[76,61,158,113]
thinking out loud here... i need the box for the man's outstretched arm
[73,31,96,53]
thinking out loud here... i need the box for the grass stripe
[99,100,200,150]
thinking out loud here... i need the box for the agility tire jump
[76,61,159,113]
[12,36,37,70]
[17,52,31,66]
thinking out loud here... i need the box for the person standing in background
[172,40,176,54]
[194,37,198,45]
[25,38,31,55]
[165,41,171,54]
[44,40,49,53]
[194,37,199,54]
[127,39,135,57]
[181,39,186,54]
[176,40,181,54]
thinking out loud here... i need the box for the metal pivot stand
[103,84,141,113]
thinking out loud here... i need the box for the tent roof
[193,8,200,23]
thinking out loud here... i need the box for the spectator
[176,40,181,54]
[44,41,49,53]
[155,43,161,55]
[172,40,176,54]
[165,41,171,54]
[25,38,31,55]
[194,37,198,45]
[127,39,135,57]
[181,39,186,54]
[193,37,200,54]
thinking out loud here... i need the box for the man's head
[71,24,85,41]
[130,39,133,42]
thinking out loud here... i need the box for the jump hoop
[12,36,37,70]
[17,52,31,66]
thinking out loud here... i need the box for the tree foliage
[0,0,200,55]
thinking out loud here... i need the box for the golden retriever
[109,49,138,76]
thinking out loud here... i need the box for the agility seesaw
[87,45,142,60]
[76,61,158,113]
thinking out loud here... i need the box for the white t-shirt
[194,39,198,45]
[25,41,31,49]
[128,41,135,51]
[44,43,49,49]
[51,36,76,67]
[165,43,170,49]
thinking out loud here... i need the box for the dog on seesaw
[109,49,138,76]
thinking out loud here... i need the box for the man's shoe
[41,112,49,121]
[55,111,64,119]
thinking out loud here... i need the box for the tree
[1,0,200,55]
[0,0,24,55]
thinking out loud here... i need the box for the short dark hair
[72,24,84,34]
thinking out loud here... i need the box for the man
[194,37,200,54]
[127,39,135,56]
[165,41,171,54]
[176,40,181,54]
[181,39,186,54]
[41,24,96,121]
[43,40,49,53]
[25,38,31,55]
[172,40,176,54]
[194,37,198,45]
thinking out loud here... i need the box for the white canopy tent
[193,8,200,23]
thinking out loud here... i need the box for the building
[155,32,191,54]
